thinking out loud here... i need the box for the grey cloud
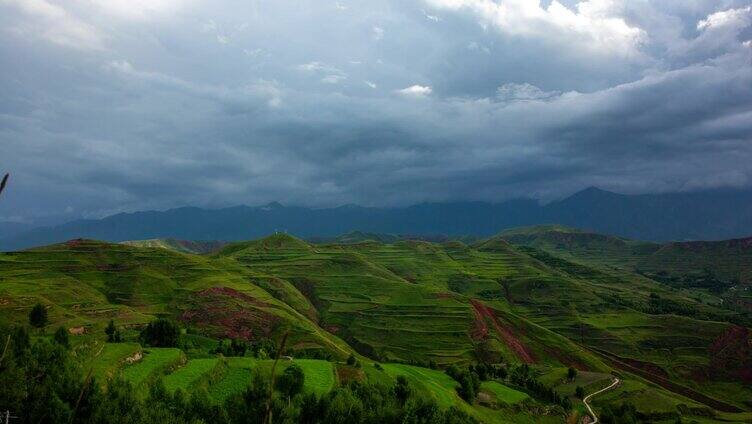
[1,0,751,223]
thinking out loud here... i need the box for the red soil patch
[614,355,669,378]
[470,302,489,340]
[180,286,278,340]
[672,236,752,251]
[95,263,131,271]
[198,286,266,305]
[65,239,86,247]
[68,326,86,335]
[470,300,534,364]
[542,347,588,370]
[708,325,752,384]
[324,325,340,334]
[590,347,741,413]
[336,364,365,384]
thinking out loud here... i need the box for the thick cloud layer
[1,0,751,222]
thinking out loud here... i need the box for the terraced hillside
[0,239,352,358]
[500,225,752,286]
[500,226,752,313]
[1,232,750,422]
[213,235,607,369]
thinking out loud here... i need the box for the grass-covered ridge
[1,230,750,422]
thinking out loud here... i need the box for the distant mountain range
[2,186,752,250]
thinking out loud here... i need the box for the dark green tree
[140,318,181,347]
[346,353,357,366]
[457,374,477,403]
[393,375,412,405]
[497,366,508,380]
[105,319,121,342]
[445,364,462,381]
[575,386,585,399]
[54,326,70,348]
[298,392,322,424]
[28,303,48,330]
[277,364,305,399]
[567,367,578,381]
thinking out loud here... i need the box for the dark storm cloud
[0,0,751,222]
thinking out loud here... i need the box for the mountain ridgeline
[2,186,752,250]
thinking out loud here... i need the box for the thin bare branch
[264,331,289,424]
[0,173,8,197]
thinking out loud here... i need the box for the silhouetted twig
[264,331,289,424]
[0,173,8,197]
[0,334,10,366]
[70,343,104,424]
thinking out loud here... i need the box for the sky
[1,0,751,223]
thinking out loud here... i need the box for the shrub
[140,318,180,347]
[575,386,585,399]
[346,353,357,366]
[105,319,122,342]
[28,303,48,330]
[214,338,249,357]
[277,364,305,398]
[53,326,69,348]
[393,376,412,405]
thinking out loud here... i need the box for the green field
[208,366,254,401]
[381,363,461,408]
[480,381,528,404]
[122,348,184,387]
[1,229,750,422]
[290,359,336,395]
[162,358,220,392]
[90,342,141,383]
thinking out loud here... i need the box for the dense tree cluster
[0,324,478,424]
[599,402,639,424]
[249,339,277,359]
[213,338,249,357]
[444,363,509,403]
[508,364,571,410]
[444,365,480,402]
[640,269,736,294]
[140,318,181,347]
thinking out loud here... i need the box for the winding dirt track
[582,378,620,424]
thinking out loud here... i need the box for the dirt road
[582,378,620,424]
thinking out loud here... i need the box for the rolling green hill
[499,225,752,285]
[121,238,228,255]
[1,231,750,422]
[498,225,752,315]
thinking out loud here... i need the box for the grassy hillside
[214,234,607,370]
[0,239,352,358]
[500,225,752,286]
[500,226,752,317]
[1,232,750,421]
[122,238,228,254]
